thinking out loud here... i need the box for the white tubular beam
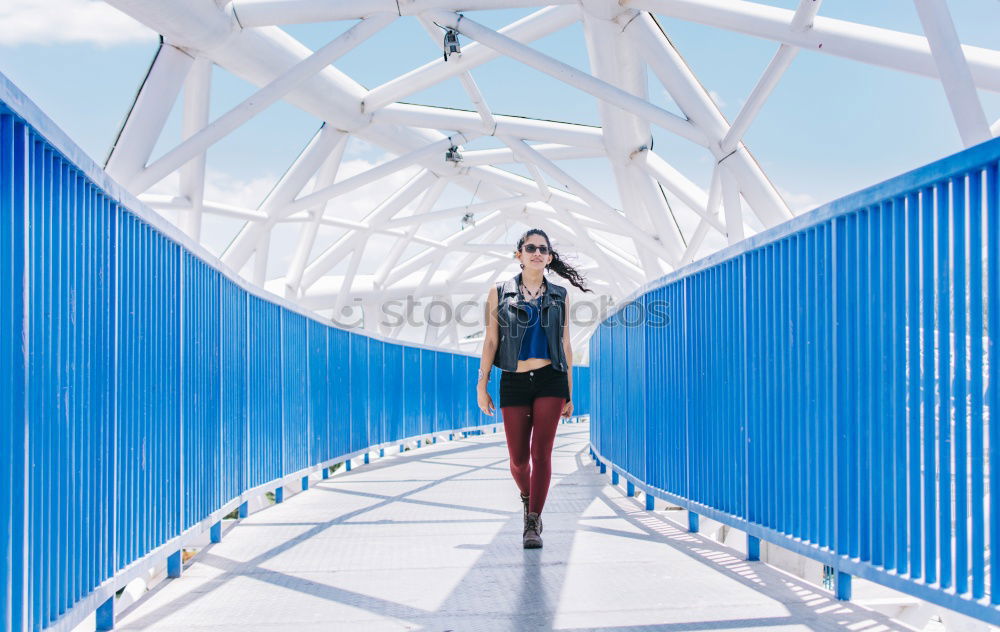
[681,166,722,262]
[222,125,345,268]
[499,136,610,211]
[375,104,605,147]
[302,276,501,305]
[461,144,603,166]
[497,137,676,265]
[441,224,507,287]
[539,206,637,295]
[253,233,271,284]
[106,43,193,184]
[721,43,797,152]
[330,246,365,318]
[429,10,707,147]
[364,5,579,112]
[285,134,472,216]
[625,0,1000,93]
[609,162,665,276]
[284,139,349,297]
[382,211,506,287]
[627,168,685,266]
[628,12,790,226]
[381,194,531,229]
[178,57,212,241]
[458,72,496,131]
[912,0,991,147]
[638,150,723,233]
[300,169,439,289]
[578,7,665,277]
[373,178,449,290]
[523,200,611,232]
[234,0,395,24]
[992,117,1000,138]
[720,165,744,244]
[234,0,576,26]
[497,135,549,197]
[127,13,395,194]
[415,14,498,132]
[141,195,268,221]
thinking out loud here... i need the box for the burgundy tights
[501,396,566,515]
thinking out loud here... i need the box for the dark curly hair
[516,228,593,293]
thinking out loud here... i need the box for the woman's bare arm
[562,294,573,402]
[478,285,500,390]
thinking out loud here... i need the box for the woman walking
[476,228,592,548]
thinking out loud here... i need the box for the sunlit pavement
[115,422,913,631]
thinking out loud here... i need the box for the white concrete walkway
[115,422,914,631]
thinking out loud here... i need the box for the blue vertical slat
[969,167,985,599]
[906,191,921,579]
[921,186,937,585]
[986,162,1000,604]
[936,180,952,589]
[952,174,968,595]
[892,196,907,573]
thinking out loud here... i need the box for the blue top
[518,299,550,361]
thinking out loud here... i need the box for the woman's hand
[561,400,573,419]
[477,387,495,416]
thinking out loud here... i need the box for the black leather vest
[493,273,568,373]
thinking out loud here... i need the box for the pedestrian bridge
[2,64,1000,632]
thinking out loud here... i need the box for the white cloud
[204,170,277,210]
[778,187,821,214]
[0,0,156,47]
[709,90,727,109]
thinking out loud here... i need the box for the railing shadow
[115,424,915,631]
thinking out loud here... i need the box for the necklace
[521,280,544,301]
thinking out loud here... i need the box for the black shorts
[499,363,570,408]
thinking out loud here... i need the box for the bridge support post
[417,439,422,448]
[168,551,182,578]
[688,512,699,533]
[301,476,309,491]
[836,571,852,600]
[627,481,635,497]
[379,448,384,457]
[346,459,352,471]
[96,596,115,631]
[400,443,405,453]
[322,467,330,479]
[611,471,619,485]
[747,535,760,561]
[239,501,249,518]
[449,433,454,440]
[432,436,437,444]
[210,521,222,543]
[364,452,370,464]
[275,487,284,503]
[645,494,655,510]
[599,462,606,474]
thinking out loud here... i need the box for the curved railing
[589,135,1000,624]
[0,76,590,631]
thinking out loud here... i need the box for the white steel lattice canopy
[103,0,1000,361]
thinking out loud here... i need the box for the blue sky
[1,0,998,260]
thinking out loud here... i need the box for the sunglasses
[521,244,550,255]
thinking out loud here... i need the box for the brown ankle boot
[523,512,543,549]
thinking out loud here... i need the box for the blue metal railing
[0,77,590,631]
[590,135,1000,624]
